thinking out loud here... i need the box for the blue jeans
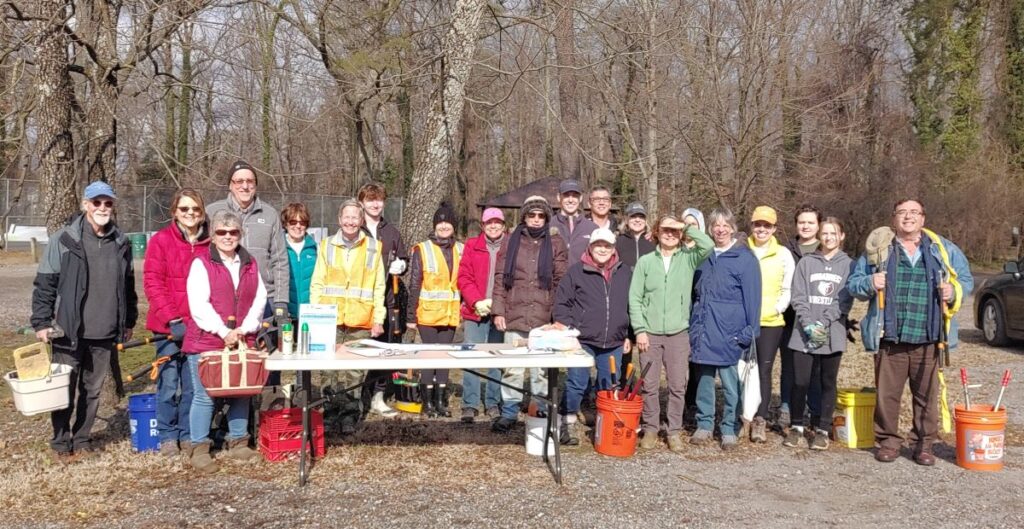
[188,354,250,444]
[563,344,622,414]
[155,340,193,443]
[695,363,740,436]
[462,319,503,410]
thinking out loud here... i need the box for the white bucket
[4,363,72,416]
[524,415,555,456]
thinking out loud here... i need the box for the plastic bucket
[128,393,160,453]
[4,363,72,416]
[524,415,555,456]
[955,404,1007,471]
[593,390,642,457]
[833,387,876,449]
[128,233,147,259]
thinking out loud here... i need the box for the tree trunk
[176,23,193,174]
[34,0,78,233]
[78,0,121,185]
[401,0,486,242]
[552,0,582,180]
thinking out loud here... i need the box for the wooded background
[1,0,1021,260]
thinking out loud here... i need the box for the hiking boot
[559,425,579,446]
[160,441,180,457]
[461,406,478,423]
[491,416,516,433]
[485,406,501,418]
[667,433,686,453]
[189,441,219,475]
[783,428,804,448]
[750,417,767,443]
[777,407,791,428]
[689,429,713,446]
[875,446,899,463]
[640,431,660,449]
[369,391,398,418]
[721,435,739,451]
[224,436,258,462]
[810,430,830,451]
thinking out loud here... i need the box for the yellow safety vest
[315,232,382,328]
[415,240,463,327]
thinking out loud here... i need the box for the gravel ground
[1,258,1022,529]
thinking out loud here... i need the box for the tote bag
[737,341,761,423]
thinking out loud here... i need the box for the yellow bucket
[833,387,876,449]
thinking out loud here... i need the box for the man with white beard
[31,181,138,464]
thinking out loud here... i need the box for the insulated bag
[198,343,269,398]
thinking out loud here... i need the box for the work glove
[389,258,407,275]
[168,319,187,342]
[845,318,859,344]
[474,299,492,317]
[804,322,828,349]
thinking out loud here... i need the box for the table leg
[299,370,312,486]
[542,367,563,485]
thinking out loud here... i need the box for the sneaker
[640,431,660,449]
[810,430,830,451]
[750,417,767,443]
[721,435,739,451]
[461,407,478,424]
[689,429,713,446]
[491,416,516,433]
[159,441,180,457]
[783,429,804,448]
[667,433,686,453]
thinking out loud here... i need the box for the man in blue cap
[31,181,138,463]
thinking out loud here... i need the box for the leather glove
[169,319,187,342]
[388,258,407,275]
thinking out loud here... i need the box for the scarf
[503,223,553,291]
[581,248,618,283]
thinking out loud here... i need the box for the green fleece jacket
[628,226,714,335]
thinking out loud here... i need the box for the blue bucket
[128,393,159,452]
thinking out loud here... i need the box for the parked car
[974,259,1024,346]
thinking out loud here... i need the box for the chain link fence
[1,178,403,238]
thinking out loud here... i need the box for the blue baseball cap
[83,181,117,200]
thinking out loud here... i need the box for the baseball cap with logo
[83,181,117,200]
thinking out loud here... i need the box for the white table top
[265,343,594,371]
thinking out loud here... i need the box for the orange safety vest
[315,232,381,328]
[415,240,463,327]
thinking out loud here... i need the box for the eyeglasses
[288,219,308,227]
[590,197,612,203]
[177,206,202,214]
[91,199,114,208]
[526,212,546,219]
[215,229,240,237]
[231,178,256,187]
[895,209,923,218]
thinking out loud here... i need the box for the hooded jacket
[144,221,211,334]
[31,214,138,350]
[787,251,854,354]
[689,242,762,366]
[207,195,289,305]
[553,252,632,348]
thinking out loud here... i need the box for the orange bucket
[955,404,1007,472]
[593,390,642,457]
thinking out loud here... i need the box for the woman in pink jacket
[143,188,210,457]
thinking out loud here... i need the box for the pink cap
[482,207,505,223]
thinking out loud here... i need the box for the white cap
[589,227,616,246]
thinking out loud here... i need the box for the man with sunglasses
[31,181,139,463]
[207,161,290,322]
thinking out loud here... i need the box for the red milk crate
[258,408,325,462]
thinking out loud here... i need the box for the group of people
[29,163,973,471]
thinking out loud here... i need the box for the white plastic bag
[527,326,581,351]
[737,342,761,423]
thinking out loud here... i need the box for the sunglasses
[288,220,309,227]
[215,229,240,237]
[526,212,546,219]
[91,199,114,208]
[177,206,202,214]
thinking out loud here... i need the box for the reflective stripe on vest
[415,240,463,327]
[318,234,381,328]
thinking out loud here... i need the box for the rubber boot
[434,385,451,418]
[370,390,398,418]
[224,436,259,462]
[189,441,219,475]
[422,385,436,417]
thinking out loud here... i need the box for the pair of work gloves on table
[473,299,493,317]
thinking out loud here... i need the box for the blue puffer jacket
[847,233,973,352]
[689,243,762,366]
[285,234,319,316]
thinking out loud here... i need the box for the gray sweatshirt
[788,250,853,354]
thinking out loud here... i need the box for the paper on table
[353,339,465,352]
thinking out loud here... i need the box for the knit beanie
[520,195,553,221]
[227,159,256,184]
[433,201,458,228]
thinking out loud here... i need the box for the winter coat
[787,251,854,354]
[31,214,138,350]
[285,233,318,317]
[144,222,211,334]
[363,216,407,309]
[491,227,568,333]
[550,213,597,265]
[615,232,656,270]
[628,226,714,336]
[457,232,501,322]
[554,257,633,349]
[207,195,289,304]
[689,243,762,366]
[847,233,974,351]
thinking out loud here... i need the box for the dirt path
[0,262,1021,528]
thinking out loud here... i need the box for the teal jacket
[628,226,714,335]
[285,234,318,316]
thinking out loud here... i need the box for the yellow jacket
[748,235,795,327]
[309,230,385,328]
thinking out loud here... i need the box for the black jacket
[31,214,138,350]
[363,216,407,310]
[615,232,655,270]
[553,258,632,349]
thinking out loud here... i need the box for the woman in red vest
[184,210,267,474]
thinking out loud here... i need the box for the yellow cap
[751,206,777,225]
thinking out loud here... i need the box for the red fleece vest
[183,248,260,353]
